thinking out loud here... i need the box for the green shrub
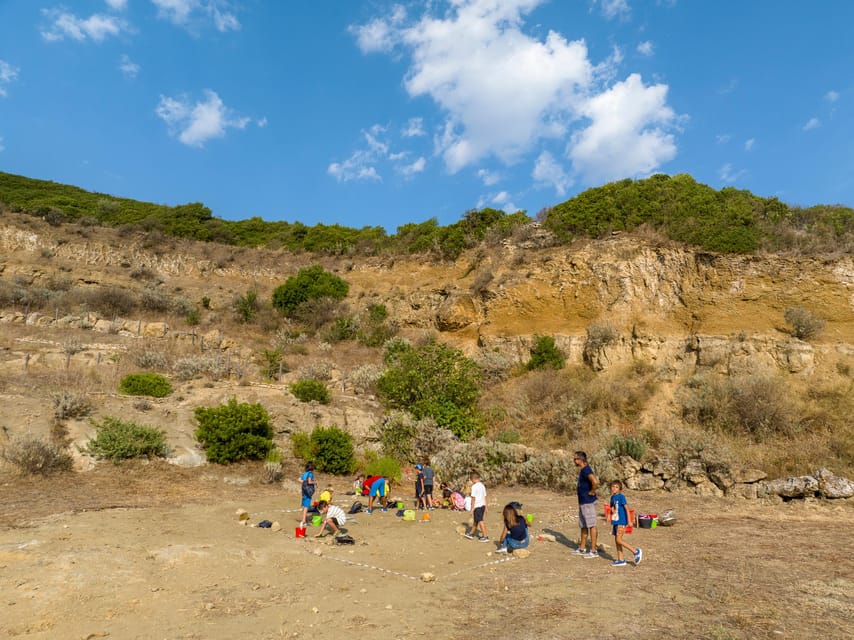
[1,435,73,476]
[119,372,173,398]
[496,429,521,444]
[258,349,287,381]
[308,426,355,474]
[291,431,312,460]
[272,265,349,317]
[194,398,274,463]
[608,434,647,460]
[85,417,170,462]
[290,379,331,404]
[233,289,259,323]
[358,303,397,347]
[376,338,483,440]
[784,306,825,340]
[526,334,565,370]
[362,452,402,483]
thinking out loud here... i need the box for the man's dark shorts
[473,505,485,524]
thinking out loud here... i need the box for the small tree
[86,417,170,462]
[526,334,565,370]
[784,306,825,340]
[272,265,349,317]
[194,398,273,463]
[290,379,331,404]
[119,373,173,398]
[233,289,259,323]
[309,425,355,474]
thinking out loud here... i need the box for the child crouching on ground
[497,503,529,553]
[315,500,346,537]
[608,480,642,567]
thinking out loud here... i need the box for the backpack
[335,534,355,545]
[302,476,315,498]
[347,501,363,514]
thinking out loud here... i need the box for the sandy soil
[1,462,853,640]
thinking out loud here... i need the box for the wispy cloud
[718,77,738,95]
[802,117,820,131]
[594,0,630,20]
[477,169,501,186]
[155,90,251,147]
[0,136,5,153]
[399,156,426,177]
[105,0,128,10]
[352,0,681,185]
[825,90,839,103]
[533,151,572,196]
[636,40,654,56]
[329,123,430,183]
[0,60,19,97]
[402,117,425,137]
[152,0,240,33]
[744,138,755,151]
[719,163,746,183]
[716,133,730,144]
[41,8,129,42]
[118,54,139,78]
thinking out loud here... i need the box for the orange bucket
[603,506,634,532]
[422,512,430,521]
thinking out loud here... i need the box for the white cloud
[399,156,426,177]
[328,149,383,183]
[155,90,250,147]
[490,190,518,212]
[636,40,653,56]
[41,8,128,42]
[353,0,680,184]
[744,138,755,151]
[533,150,572,196]
[802,117,820,131]
[825,90,839,103]
[719,163,746,183]
[716,134,731,144]
[477,168,501,186]
[0,60,19,97]
[595,0,630,19]
[257,117,268,128]
[105,0,128,10]
[118,54,139,78]
[152,0,240,33]
[0,136,5,153]
[570,73,679,183]
[402,117,425,137]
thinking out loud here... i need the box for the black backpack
[335,534,356,545]
[348,501,363,514]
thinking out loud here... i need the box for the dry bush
[1,435,73,475]
[140,286,171,313]
[474,349,514,386]
[173,353,235,381]
[349,363,383,394]
[78,286,138,317]
[132,349,171,371]
[299,358,333,381]
[52,390,92,420]
[261,461,283,484]
[784,306,825,340]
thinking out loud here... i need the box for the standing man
[573,451,599,558]
[422,460,436,510]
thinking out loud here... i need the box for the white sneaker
[583,551,599,559]
[496,546,508,553]
[573,548,587,555]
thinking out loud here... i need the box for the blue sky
[1,1,852,231]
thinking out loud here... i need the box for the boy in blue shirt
[608,480,643,567]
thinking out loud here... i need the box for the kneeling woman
[497,503,529,553]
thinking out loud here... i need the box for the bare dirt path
[1,463,852,640]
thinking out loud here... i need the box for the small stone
[271,521,282,532]
[385,604,393,610]
[236,509,249,521]
[513,549,530,559]
[312,548,323,557]
[420,572,435,582]
[312,607,319,614]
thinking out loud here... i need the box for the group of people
[296,451,644,566]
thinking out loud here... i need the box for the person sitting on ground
[318,485,334,504]
[365,476,390,513]
[314,500,347,537]
[497,503,529,554]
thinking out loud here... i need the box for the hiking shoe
[478,536,491,543]
[573,548,587,555]
[634,548,643,565]
[464,533,475,540]
[611,560,627,567]
[583,551,599,559]
[496,546,508,554]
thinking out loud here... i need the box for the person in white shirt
[315,500,346,537]
[464,472,489,542]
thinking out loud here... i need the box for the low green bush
[526,334,565,370]
[119,372,173,398]
[309,426,355,474]
[608,434,647,461]
[194,398,273,464]
[85,416,170,462]
[291,432,312,460]
[361,451,402,483]
[290,379,331,404]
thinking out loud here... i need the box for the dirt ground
[1,462,853,640]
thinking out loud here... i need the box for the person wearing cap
[414,464,426,509]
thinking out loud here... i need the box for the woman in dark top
[496,503,529,553]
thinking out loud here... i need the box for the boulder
[651,457,679,480]
[682,459,708,485]
[625,473,664,491]
[708,467,734,490]
[815,468,854,499]
[436,293,478,331]
[142,322,169,338]
[613,455,642,479]
[763,475,820,499]
[728,483,759,499]
[693,480,724,497]
[732,468,767,484]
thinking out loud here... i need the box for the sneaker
[573,548,587,555]
[381,508,388,512]
[464,533,475,540]
[583,551,599,559]
[365,509,373,514]
[478,536,491,543]
[634,548,643,565]
[611,560,627,567]
[495,546,508,554]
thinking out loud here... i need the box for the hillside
[1,198,852,480]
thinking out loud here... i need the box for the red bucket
[295,526,306,538]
